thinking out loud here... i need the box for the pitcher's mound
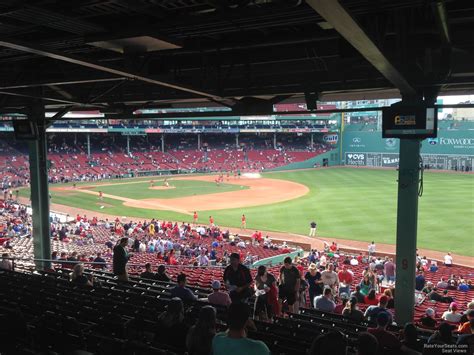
[149,185,176,190]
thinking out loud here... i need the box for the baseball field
[20,168,474,256]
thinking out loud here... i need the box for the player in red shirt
[209,216,214,226]
[241,214,246,230]
[193,211,198,224]
[98,191,103,200]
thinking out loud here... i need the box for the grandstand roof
[0,0,473,115]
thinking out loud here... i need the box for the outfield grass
[19,169,474,256]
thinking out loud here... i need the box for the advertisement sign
[345,153,366,166]
[323,133,339,144]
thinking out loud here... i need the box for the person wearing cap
[420,308,437,328]
[223,252,252,303]
[208,280,231,307]
[428,322,456,345]
[457,319,474,350]
[364,295,393,324]
[367,312,404,354]
[460,301,474,323]
[442,302,462,323]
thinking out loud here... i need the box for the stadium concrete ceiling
[0,0,473,114]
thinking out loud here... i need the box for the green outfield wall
[342,126,474,170]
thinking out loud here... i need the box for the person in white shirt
[350,256,359,266]
[319,254,327,268]
[442,302,462,323]
[368,241,376,256]
[444,252,453,267]
[198,251,209,266]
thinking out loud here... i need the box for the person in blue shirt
[212,303,269,355]
[415,271,425,291]
[170,273,197,301]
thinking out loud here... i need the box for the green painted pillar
[28,103,51,270]
[394,138,421,325]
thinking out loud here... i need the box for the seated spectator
[437,277,448,289]
[334,293,349,314]
[342,296,364,322]
[428,322,455,345]
[0,253,13,270]
[71,263,93,287]
[350,285,365,304]
[400,323,423,353]
[456,319,474,352]
[415,271,425,291]
[356,332,378,355]
[458,280,470,292]
[429,261,438,272]
[170,273,197,301]
[442,302,462,323]
[364,295,392,324]
[314,287,336,313]
[208,280,231,307]
[156,264,171,282]
[92,252,106,269]
[359,275,374,296]
[383,289,395,309]
[420,308,437,328]
[155,297,189,350]
[422,281,434,294]
[460,301,474,323]
[364,289,379,305]
[458,310,474,334]
[212,302,269,355]
[367,312,403,354]
[186,306,216,355]
[140,263,156,280]
[428,288,454,303]
[308,331,347,355]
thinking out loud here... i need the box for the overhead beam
[0,77,127,90]
[306,0,417,96]
[0,90,105,107]
[432,0,451,46]
[0,39,224,101]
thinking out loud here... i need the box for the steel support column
[161,134,165,153]
[394,138,422,325]
[86,133,91,157]
[126,135,130,155]
[28,102,51,270]
[198,134,201,150]
[273,133,277,149]
[310,133,314,148]
[235,134,239,148]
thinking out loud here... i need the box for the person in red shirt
[241,214,246,230]
[329,242,337,252]
[193,211,198,224]
[209,216,214,226]
[357,253,363,263]
[364,289,379,305]
[338,265,353,295]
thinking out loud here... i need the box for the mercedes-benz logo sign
[353,137,361,143]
